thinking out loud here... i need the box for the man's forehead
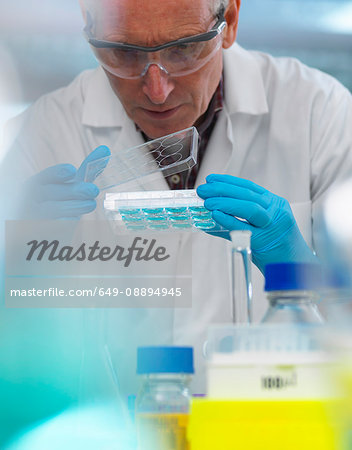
[92,0,213,12]
[89,0,213,28]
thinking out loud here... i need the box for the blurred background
[0,0,351,447]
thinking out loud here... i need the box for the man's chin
[134,105,196,139]
[138,122,194,140]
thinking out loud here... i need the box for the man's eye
[167,42,204,61]
[168,43,197,57]
[174,44,188,50]
[114,48,137,58]
[112,48,139,62]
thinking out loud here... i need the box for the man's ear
[222,0,241,49]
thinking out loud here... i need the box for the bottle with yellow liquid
[135,346,193,450]
[188,324,342,450]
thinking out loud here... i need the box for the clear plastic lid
[84,127,199,191]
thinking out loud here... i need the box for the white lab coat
[2,43,352,395]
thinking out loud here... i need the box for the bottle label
[207,360,338,399]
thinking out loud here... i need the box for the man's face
[90,0,228,139]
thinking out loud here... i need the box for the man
[2,0,352,395]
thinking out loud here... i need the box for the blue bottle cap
[322,264,351,290]
[137,346,194,374]
[264,263,322,291]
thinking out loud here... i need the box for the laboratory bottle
[135,346,194,450]
[261,262,325,324]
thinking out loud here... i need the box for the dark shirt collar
[195,75,224,137]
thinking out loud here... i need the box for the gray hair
[209,0,229,15]
[82,0,229,19]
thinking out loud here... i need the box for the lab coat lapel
[195,109,234,185]
[196,44,270,184]
[221,44,269,178]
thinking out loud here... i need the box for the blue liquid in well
[119,208,141,216]
[194,220,216,230]
[142,208,165,215]
[148,223,169,230]
[146,216,168,223]
[191,211,212,220]
[171,223,192,229]
[189,206,209,214]
[117,200,220,232]
[168,215,190,222]
[165,207,187,214]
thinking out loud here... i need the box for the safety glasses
[83,9,226,79]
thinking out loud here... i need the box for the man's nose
[142,64,175,104]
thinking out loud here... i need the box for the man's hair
[210,0,229,15]
[81,0,229,23]
[82,0,229,14]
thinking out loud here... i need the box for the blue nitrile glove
[197,174,317,274]
[22,145,111,219]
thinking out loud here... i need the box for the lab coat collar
[223,43,269,116]
[81,43,269,127]
[82,66,127,127]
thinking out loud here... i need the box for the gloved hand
[21,145,111,219]
[197,174,317,274]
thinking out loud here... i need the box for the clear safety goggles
[83,9,226,79]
